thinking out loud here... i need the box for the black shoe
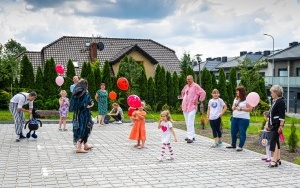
[19,134,26,139]
[268,161,278,168]
[185,137,195,141]
[187,139,193,143]
[226,145,236,149]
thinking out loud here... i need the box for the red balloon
[127,95,141,108]
[109,91,117,100]
[55,64,64,74]
[117,77,129,91]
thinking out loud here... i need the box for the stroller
[24,106,42,139]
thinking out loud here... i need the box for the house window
[278,68,288,76]
[296,68,300,76]
[73,61,79,68]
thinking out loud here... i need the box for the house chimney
[254,51,262,55]
[216,57,221,61]
[240,51,247,56]
[221,56,227,62]
[263,50,271,56]
[89,42,98,62]
[289,41,299,47]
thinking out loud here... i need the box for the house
[17,36,181,78]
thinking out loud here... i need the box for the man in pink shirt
[180,75,206,143]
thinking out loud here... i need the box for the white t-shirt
[208,98,225,120]
[160,120,173,144]
[232,99,250,119]
[10,93,33,109]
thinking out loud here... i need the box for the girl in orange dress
[129,102,146,149]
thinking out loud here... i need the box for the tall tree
[35,66,44,94]
[147,77,155,107]
[180,52,191,76]
[102,60,113,92]
[218,68,228,104]
[80,62,89,79]
[86,63,96,97]
[19,55,35,89]
[211,73,218,90]
[135,63,148,101]
[43,57,57,99]
[155,66,167,110]
[166,71,173,106]
[3,39,26,57]
[65,59,76,96]
[201,68,212,111]
[172,72,180,107]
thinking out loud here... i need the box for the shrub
[0,90,10,110]
[288,123,299,152]
[161,104,170,111]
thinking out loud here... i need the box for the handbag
[279,133,285,142]
[259,131,270,146]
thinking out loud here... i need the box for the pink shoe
[265,159,271,162]
[261,157,268,160]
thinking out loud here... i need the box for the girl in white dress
[157,110,177,161]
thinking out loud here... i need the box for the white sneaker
[112,121,117,124]
[157,156,163,162]
[116,121,122,124]
[16,135,20,142]
[166,156,174,160]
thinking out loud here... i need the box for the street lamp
[263,33,275,84]
[195,54,202,86]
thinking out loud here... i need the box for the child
[129,102,146,149]
[58,90,70,131]
[207,89,227,147]
[157,110,177,161]
[259,111,271,162]
[108,103,123,124]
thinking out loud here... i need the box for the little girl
[157,110,177,161]
[259,111,271,162]
[58,90,70,131]
[129,102,146,149]
[207,89,227,147]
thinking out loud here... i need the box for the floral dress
[59,97,69,117]
[97,90,108,115]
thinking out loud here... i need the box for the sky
[1,0,300,61]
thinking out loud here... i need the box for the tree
[228,67,237,96]
[102,61,113,92]
[172,72,180,107]
[155,66,167,111]
[35,66,44,94]
[3,39,26,58]
[147,77,155,107]
[19,55,35,89]
[94,64,102,89]
[166,71,173,106]
[43,57,58,99]
[211,73,218,90]
[218,68,228,104]
[86,63,96,97]
[135,63,148,101]
[180,52,191,76]
[80,62,89,79]
[201,68,212,111]
[65,59,76,96]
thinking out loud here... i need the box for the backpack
[104,115,110,124]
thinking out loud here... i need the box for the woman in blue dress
[95,83,108,125]
[70,79,94,153]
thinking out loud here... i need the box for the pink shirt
[181,82,206,112]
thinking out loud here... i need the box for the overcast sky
[1,0,300,60]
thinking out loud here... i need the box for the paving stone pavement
[0,122,299,188]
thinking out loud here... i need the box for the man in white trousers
[180,75,206,143]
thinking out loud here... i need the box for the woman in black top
[268,85,285,167]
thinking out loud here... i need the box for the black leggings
[209,117,222,138]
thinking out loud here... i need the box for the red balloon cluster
[127,95,142,108]
[117,77,129,91]
[109,91,117,100]
[55,64,64,74]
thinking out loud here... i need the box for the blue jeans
[231,117,250,148]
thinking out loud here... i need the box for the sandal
[277,159,282,165]
[76,149,88,153]
[137,145,144,149]
[268,161,278,168]
[134,144,140,148]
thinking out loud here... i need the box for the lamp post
[263,34,274,84]
[195,54,202,86]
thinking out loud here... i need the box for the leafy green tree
[229,67,237,96]
[166,71,173,106]
[94,64,102,89]
[180,52,191,76]
[19,55,35,89]
[43,57,58,99]
[179,74,186,94]
[186,66,195,79]
[259,77,268,103]
[35,66,44,94]
[201,68,212,111]
[147,77,155,107]
[65,59,76,96]
[0,59,13,89]
[87,63,96,97]
[135,63,148,101]
[154,64,161,103]
[218,68,228,104]
[3,39,26,57]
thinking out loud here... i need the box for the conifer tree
[43,57,58,99]
[87,63,96,97]
[186,66,195,79]
[259,77,268,103]
[94,65,101,89]
[155,66,167,111]
[66,59,76,96]
[211,73,218,90]
[147,77,155,107]
[135,63,148,101]
[80,62,89,79]
[229,67,237,96]
[166,71,173,106]
[218,68,228,104]
[19,54,35,89]
[35,66,44,94]
[201,68,212,111]
[180,52,191,76]
[172,72,180,107]
[179,74,186,94]
[102,60,113,92]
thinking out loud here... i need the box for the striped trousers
[9,103,25,135]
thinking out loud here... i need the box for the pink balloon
[127,95,142,108]
[246,92,260,107]
[55,76,64,86]
[55,64,64,74]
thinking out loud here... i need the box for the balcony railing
[264,77,300,87]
